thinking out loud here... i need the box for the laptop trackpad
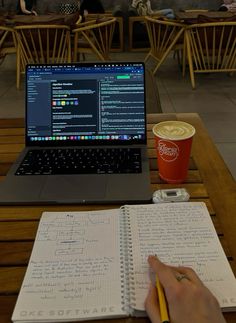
[40,176,107,202]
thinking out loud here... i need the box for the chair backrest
[15,24,71,65]
[185,22,236,71]
[72,17,116,61]
[145,16,185,60]
[0,26,16,56]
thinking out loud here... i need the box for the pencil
[156,274,169,323]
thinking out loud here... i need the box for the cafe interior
[0,0,236,322]
[0,0,235,180]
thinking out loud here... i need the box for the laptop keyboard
[15,148,142,175]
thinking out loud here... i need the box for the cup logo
[158,140,179,162]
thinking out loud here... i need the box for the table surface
[3,13,72,26]
[0,113,236,323]
[176,10,235,20]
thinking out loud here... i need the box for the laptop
[0,62,151,204]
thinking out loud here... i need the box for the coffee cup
[152,121,195,183]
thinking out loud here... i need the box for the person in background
[131,0,175,19]
[80,0,105,17]
[17,0,37,15]
[219,0,236,12]
[145,255,226,323]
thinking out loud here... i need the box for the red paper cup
[153,121,195,183]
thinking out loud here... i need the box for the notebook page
[12,209,126,322]
[126,202,236,311]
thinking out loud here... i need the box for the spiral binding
[119,206,136,315]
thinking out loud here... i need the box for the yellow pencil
[156,274,169,323]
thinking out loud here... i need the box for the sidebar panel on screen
[27,79,52,138]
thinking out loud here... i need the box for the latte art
[153,121,195,140]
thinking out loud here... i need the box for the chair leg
[0,54,6,66]
[182,32,187,77]
[186,33,195,89]
[189,65,195,89]
[16,48,21,90]
[82,32,105,61]
[128,19,133,51]
[144,51,151,63]
[182,46,186,77]
[173,49,180,65]
[152,48,173,75]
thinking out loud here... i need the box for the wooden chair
[85,13,124,52]
[128,15,151,51]
[0,26,17,65]
[72,17,116,62]
[128,5,169,51]
[75,14,83,25]
[185,21,236,89]
[128,13,178,52]
[14,24,71,89]
[144,16,185,75]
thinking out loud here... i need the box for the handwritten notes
[12,203,236,322]
[126,203,236,310]
[13,209,126,321]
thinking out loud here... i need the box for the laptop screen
[26,62,146,146]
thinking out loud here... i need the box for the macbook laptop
[0,62,151,204]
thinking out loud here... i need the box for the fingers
[145,284,161,323]
[146,256,225,323]
[148,255,179,289]
[148,255,203,287]
[175,266,204,285]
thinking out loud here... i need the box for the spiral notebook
[12,202,236,322]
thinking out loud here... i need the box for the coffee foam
[153,121,195,140]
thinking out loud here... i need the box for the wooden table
[4,14,69,25]
[176,10,235,23]
[3,13,123,52]
[0,113,236,323]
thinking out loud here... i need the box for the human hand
[31,10,37,16]
[145,255,226,323]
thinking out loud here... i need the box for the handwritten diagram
[37,212,111,256]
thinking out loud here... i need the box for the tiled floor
[0,52,236,180]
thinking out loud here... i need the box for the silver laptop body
[0,62,151,204]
